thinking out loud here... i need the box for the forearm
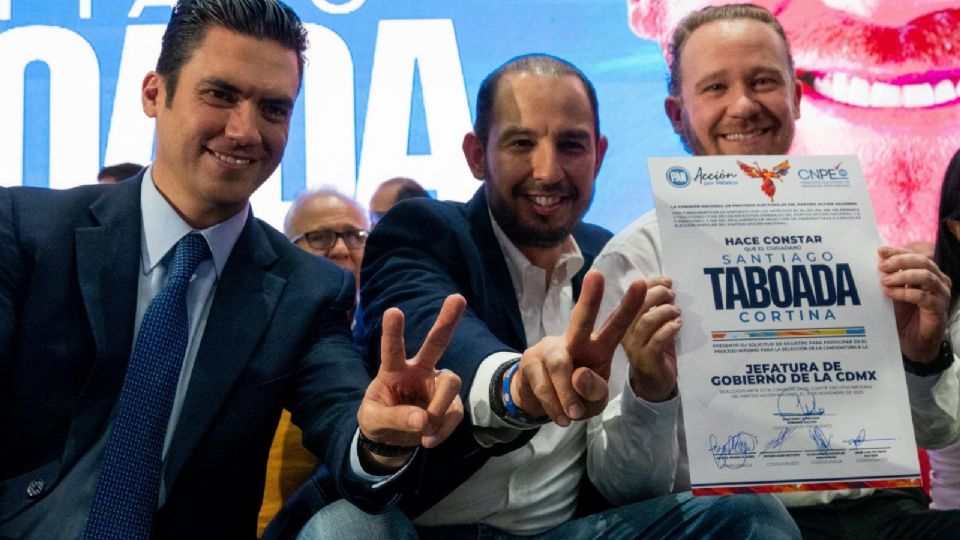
[909,360,960,449]
[586,376,681,504]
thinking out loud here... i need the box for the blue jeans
[297,492,799,540]
[296,499,418,540]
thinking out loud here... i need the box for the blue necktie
[83,233,211,540]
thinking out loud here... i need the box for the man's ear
[594,135,609,178]
[462,132,486,181]
[142,71,163,118]
[664,95,683,134]
[792,78,802,120]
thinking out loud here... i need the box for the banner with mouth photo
[649,155,921,495]
[1,0,958,244]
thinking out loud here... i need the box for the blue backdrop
[0,0,680,232]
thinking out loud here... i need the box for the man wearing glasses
[285,190,369,292]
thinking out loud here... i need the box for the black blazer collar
[464,188,526,350]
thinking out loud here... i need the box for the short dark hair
[935,147,960,306]
[97,162,144,183]
[156,0,308,105]
[390,178,429,203]
[667,3,794,97]
[473,54,600,147]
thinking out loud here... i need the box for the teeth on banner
[813,72,960,108]
[869,82,899,107]
[934,80,956,104]
[903,83,935,108]
[847,76,870,107]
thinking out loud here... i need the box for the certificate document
[648,155,921,495]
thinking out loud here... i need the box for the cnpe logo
[666,166,691,188]
[797,163,848,180]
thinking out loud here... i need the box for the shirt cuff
[469,351,522,429]
[349,428,417,489]
[622,376,680,433]
[905,368,944,401]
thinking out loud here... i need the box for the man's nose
[727,88,762,119]
[531,145,563,184]
[225,102,263,147]
[819,0,955,27]
[326,236,350,259]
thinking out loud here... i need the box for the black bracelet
[489,359,518,420]
[489,359,549,428]
[502,361,550,425]
[357,431,418,458]
[903,340,954,377]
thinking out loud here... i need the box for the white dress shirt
[926,305,960,509]
[415,213,588,535]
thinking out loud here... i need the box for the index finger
[567,271,606,349]
[879,249,950,282]
[595,278,648,351]
[413,294,467,370]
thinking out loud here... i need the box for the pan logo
[666,166,691,188]
[309,0,367,14]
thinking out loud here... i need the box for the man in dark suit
[294,54,799,539]
[0,1,464,538]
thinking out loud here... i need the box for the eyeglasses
[291,228,368,251]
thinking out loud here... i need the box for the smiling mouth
[800,70,960,109]
[210,150,253,165]
[529,195,563,207]
[721,129,771,142]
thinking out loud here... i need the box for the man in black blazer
[0,1,464,538]
[305,54,798,539]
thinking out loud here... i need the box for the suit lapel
[64,178,143,464]
[163,215,286,488]
[570,222,611,301]
[571,226,589,301]
[465,189,526,350]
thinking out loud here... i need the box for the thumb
[359,400,430,443]
[572,366,608,404]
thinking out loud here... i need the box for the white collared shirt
[415,212,587,535]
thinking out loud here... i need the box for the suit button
[26,479,44,498]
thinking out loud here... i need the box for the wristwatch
[357,430,418,457]
[902,340,954,377]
